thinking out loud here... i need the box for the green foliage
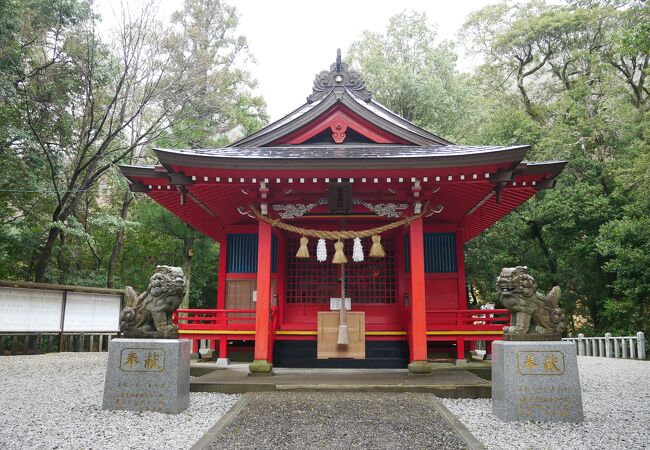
[0,0,264,307]
[352,3,649,340]
[461,0,650,338]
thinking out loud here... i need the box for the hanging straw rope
[249,202,429,240]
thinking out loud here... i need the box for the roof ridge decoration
[307,49,372,104]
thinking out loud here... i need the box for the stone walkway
[195,392,483,450]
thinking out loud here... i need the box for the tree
[2,0,195,281]
[106,0,267,294]
[461,0,649,338]
[348,11,473,141]
[164,0,267,148]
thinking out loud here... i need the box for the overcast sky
[98,0,506,121]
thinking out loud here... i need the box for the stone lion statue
[120,265,187,333]
[497,266,565,335]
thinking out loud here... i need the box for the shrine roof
[116,51,568,242]
[231,51,451,147]
[152,144,534,170]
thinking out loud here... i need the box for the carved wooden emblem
[331,121,348,143]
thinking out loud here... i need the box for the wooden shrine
[120,51,566,374]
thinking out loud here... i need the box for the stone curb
[430,396,487,450]
[189,392,253,450]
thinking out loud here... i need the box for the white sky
[98,0,505,121]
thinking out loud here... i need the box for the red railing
[425,308,510,331]
[172,309,256,331]
[172,307,510,334]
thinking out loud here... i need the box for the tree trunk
[34,226,60,282]
[107,191,134,288]
[34,193,82,282]
[181,233,194,309]
[517,70,541,124]
[529,222,559,285]
[57,231,67,285]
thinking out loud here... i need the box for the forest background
[1,0,648,339]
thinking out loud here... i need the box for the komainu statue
[497,266,565,336]
[120,265,187,334]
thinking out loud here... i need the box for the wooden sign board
[0,287,64,332]
[317,311,365,359]
[63,292,121,332]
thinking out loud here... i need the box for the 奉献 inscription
[120,348,166,372]
[516,350,565,375]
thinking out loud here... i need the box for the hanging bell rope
[337,263,349,345]
[249,202,430,240]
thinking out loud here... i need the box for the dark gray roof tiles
[157,145,528,159]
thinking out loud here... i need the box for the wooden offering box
[317,311,365,359]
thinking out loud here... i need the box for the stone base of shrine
[190,361,493,398]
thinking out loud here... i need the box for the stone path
[201,392,481,450]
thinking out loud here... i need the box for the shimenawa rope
[249,202,429,240]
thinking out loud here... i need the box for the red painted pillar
[219,338,228,359]
[250,219,273,373]
[455,228,467,310]
[408,216,431,373]
[216,234,227,309]
[456,337,465,359]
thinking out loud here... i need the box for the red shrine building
[120,53,566,374]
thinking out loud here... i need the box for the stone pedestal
[216,358,230,368]
[492,340,583,422]
[408,360,432,375]
[102,338,190,414]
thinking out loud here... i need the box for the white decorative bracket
[272,198,327,219]
[426,204,444,217]
[352,199,408,218]
[237,206,254,219]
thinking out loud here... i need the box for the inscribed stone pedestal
[102,338,190,414]
[492,340,583,422]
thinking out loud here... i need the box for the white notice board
[63,292,121,332]
[0,287,64,332]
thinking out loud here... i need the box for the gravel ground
[2,353,647,450]
[0,353,239,450]
[209,392,468,450]
[441,357,650,450]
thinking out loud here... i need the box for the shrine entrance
[282,234,402,330]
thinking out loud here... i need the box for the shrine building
[120,53,566,374]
